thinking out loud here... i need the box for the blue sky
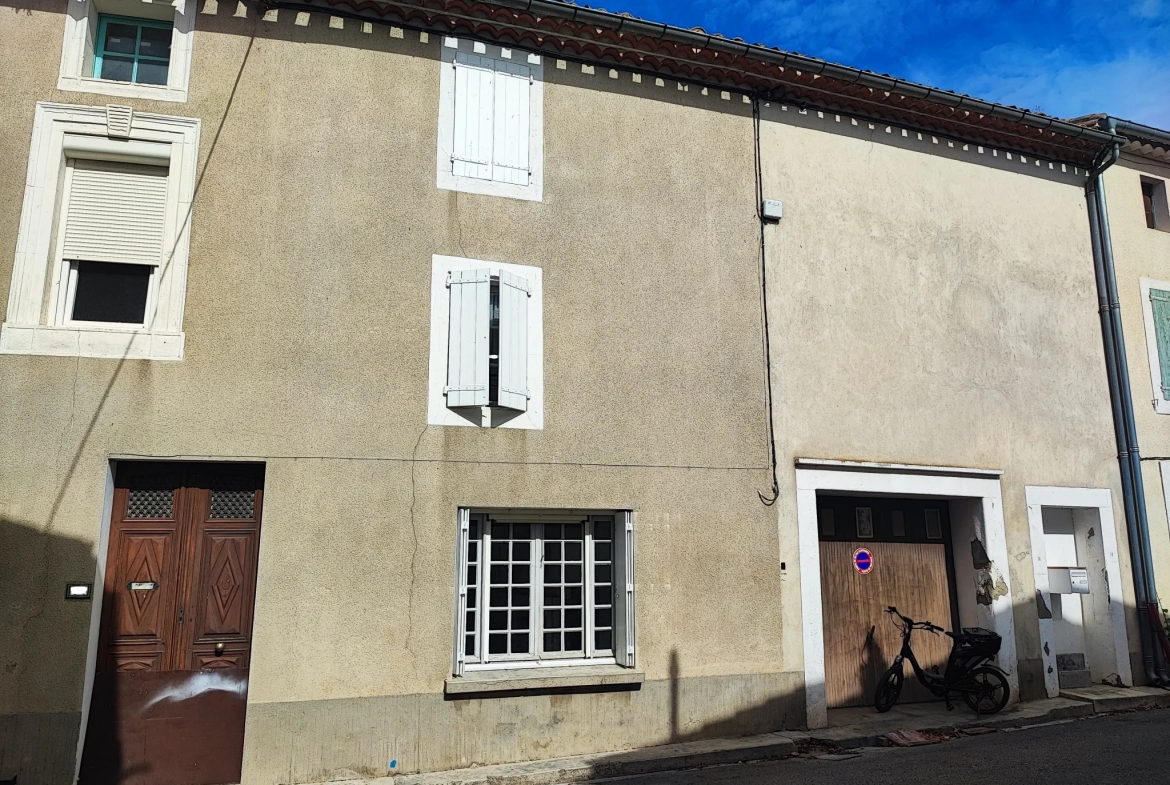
[603,1,1169,128]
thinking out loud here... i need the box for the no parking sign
[853,547,874,575]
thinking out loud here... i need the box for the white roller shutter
[445,268,491,408]
[62,159,169,266]
[497,270,530,412]
[451,52,531,184]
[613,511,636,667]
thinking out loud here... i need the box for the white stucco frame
[795,459,1017,728]
[1139,277,1170,414]
[1026,485,1130,697]
[1,102,200,361]
[436,37,544,202]
[58,0,197,103]
[427,254,544,429]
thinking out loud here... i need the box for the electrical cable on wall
[753,96,781,507]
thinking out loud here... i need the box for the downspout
[1086,120,1169,686]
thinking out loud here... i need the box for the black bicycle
[874,606,1010,715]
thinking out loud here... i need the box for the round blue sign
[853,548,874,574]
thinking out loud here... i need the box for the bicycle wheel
[874,666,904,713]
[962,666,1010,715]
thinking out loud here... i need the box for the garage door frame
[795,459,1017,728]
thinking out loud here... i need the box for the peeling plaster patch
[1088,527,1096,540]
[419,32,429,43]
[632,73,642,83]
[1036,590,1053,619]
[233,0,246,17]
[294,11,310,25]
[328,15,343,29]
[1044,641,1050,655]
[720,91,730,100]
[582,64,595,75]
[261,8,277,21]
[390,26,404,38]
[971,538,991,570]
[201,0,218,14]
[361,21,372,33]
[655,78,665,87]
[992,574,1009,600]
[556,59,567,70]
[609,69,618,79]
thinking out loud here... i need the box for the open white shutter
[62,159,169,266]
[613,511,635,667]
[492,61,532,186]
[451,53,495,180]
[453,508,471,676]
[446,269,491,408]
[497,270,530,412]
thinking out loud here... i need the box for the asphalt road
[607,709,1170,785]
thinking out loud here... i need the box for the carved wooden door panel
[80,463,265,785]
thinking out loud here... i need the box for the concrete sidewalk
[322,687,1170,785]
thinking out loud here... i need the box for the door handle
[215,642,225,656]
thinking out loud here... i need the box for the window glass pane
[71,261,150,324]
[138,25,172,60]
[135,59,169,86]
[541,522,586,656]
[102,23,139,55]
[485,521,532,657]
[99,55,135,82]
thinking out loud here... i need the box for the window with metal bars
[454,510,634,673]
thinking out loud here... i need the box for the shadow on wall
[0,515,99,785]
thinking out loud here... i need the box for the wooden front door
[818,496,957,709]
[80,462,265,785]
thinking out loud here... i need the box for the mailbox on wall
[1049,567,1090,594]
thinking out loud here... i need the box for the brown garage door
[818,496,956,709]
[80,462,264,785]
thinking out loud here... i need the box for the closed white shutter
[62,159,169,266]
[453,508,471,676]
[451,53,531,185]
[613,511,636,667]
[452,53,495,180]
[492,61,532,186]
[446,268,491,408]
[497,270,530,412]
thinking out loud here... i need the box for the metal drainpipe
[1086,123,1169,686]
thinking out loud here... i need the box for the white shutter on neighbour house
[496,270,530,412]
[446,269,492,407]
[451,52,531,184]
[62,159,169,266]
[613,511,636,667]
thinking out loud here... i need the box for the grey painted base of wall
[0,711,80,785]
[1016,657,1047,702]
[240,672,806,785]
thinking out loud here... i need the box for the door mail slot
[128,581,159,591]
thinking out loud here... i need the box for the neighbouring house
[0,2,1157,784]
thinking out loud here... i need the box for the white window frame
[452,509,635,676]
[1,102,200,361]
[436,37,544,202]
[427,254,544,429]
[1139,277,1170,414]
[58,0,196,103]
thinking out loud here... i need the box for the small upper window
[1143,179,1169,232]
[57,0,195,102]
[94,16,173,86]
[437,39,544,202]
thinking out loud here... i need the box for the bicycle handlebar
[886,607,942,634]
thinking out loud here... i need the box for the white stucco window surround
[427,254,544,429]
[1025,486,1130,697]
[1,102,200,361]
[794,459,1017,729]
[1139,277,1170,414]
[58,0,196,103]
[436,37,544,202]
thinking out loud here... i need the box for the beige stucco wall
[1103,158,1170,608]
[756,106,1132,697]
[0,2,1138,783]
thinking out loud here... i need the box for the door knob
[215,642,225,656]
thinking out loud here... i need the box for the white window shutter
[492,62,532,186]
[613,511,635,667]
[62,159,169,266]
[446,269,491,408]
[453,508,471,676]
[497,270,530,412]
[452,54,495,180]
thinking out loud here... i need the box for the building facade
[0,1,1150,784]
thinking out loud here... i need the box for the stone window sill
[445,665,644,696]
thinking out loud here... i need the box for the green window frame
[92,15,173,85]
[1150,288,1170,399]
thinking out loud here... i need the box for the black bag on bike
[944,627,1001,680]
